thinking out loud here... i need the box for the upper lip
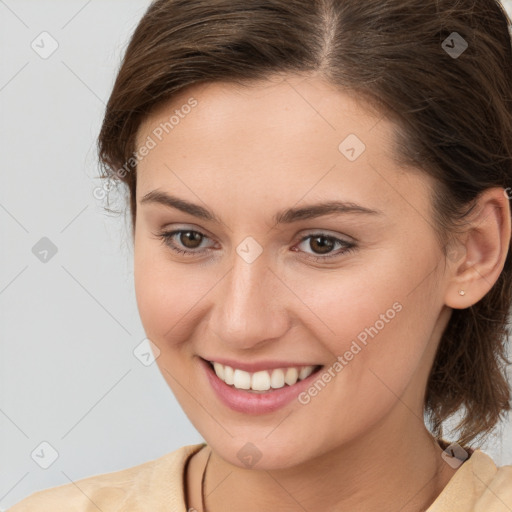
[201,357,322,373]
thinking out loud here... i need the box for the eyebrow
[139,189,383,225]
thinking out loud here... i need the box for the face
[133,74,452,470]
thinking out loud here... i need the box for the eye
[154,228,357,261]
[292,233,357,261]
[155,229,215,257]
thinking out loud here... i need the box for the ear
[444,187,511,310]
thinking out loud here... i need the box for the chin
[205,433,324,471]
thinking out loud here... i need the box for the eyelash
[154,229,357,262]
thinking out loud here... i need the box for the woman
[10,0,512,510]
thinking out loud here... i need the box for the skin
[132,73,511,512]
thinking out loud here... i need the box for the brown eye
[179,230,203,249]
[294,233,357,261]
[155,228,214,257]
[309,235,336,254]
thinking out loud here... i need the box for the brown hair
[97,0,512,447]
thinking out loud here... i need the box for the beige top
[8,443,512,511]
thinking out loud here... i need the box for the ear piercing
[459,290,465,296]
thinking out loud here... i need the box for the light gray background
[1,1,512,509]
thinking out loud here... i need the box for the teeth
[210,362,318,391]
[251,370,271,391]
[213,362,224,380]
[270,368,285,389]
[284,367,298,386]
[233,369,251,389]
[224,365,234,385]
[299,366,314,380]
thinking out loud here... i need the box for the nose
[208,247,291,351]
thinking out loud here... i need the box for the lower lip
[200,358,323,414]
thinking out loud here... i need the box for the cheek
[289,257,408,351]
[291,279,435,448]
[133,236,230,359]
[298,249,437,399]
[133,238,202,346]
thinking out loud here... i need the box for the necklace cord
[201,447,212,512]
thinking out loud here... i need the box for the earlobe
[444,187,512,310]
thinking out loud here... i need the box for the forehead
[134,75,433,223]
[137,75,385,146]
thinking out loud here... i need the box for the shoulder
[428,449,512,511]
[472,450,512,510]
[8,443,206,512]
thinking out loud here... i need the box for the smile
[209,361,320,392]
[200,358,324,414]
